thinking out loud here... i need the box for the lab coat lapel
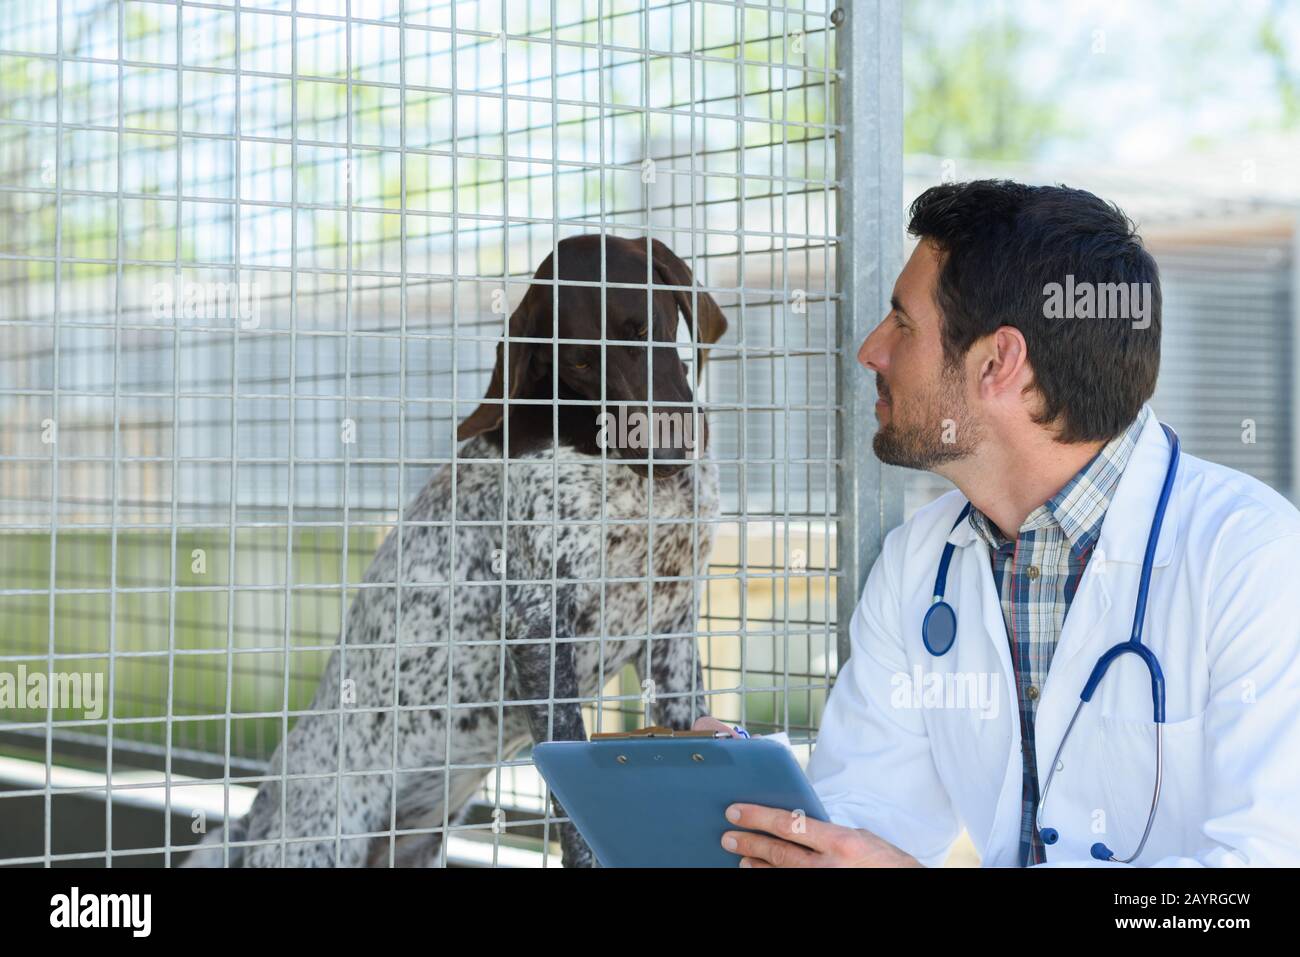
[1036,556,1114,751]
[1049,409,1177,680]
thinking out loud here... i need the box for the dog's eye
[571,361,589,370]
[636,325,648,339]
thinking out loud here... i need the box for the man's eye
[893,314,908,330]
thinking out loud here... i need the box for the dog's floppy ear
[649,238,728,374]
[456,286,546,442]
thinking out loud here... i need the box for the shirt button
[1026,565,1040,580]
[1026,685,1040,701]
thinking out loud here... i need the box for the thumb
[692,715,741,737]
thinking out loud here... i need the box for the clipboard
[532,727,830,867]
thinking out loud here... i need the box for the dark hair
[907,179,1161,443]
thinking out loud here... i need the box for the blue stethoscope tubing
[921,423,1181,863]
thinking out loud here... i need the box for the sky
[910,0,1299,185]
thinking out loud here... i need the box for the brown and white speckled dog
[185,235,727,867]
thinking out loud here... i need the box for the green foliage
[903,2,1070,161]
[1257,8,1300,127]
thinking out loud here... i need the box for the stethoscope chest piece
[921,600,958,656]
[923,501,972,658]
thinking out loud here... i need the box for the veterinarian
[697,179,1300,868]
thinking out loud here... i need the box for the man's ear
[649,238,728,377]
[981,325,1032,400]
[456,287,544,442]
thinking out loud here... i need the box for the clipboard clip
[590,725,721,740]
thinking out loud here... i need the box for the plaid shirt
[966,407,1149,866]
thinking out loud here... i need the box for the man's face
[857,240,981,470]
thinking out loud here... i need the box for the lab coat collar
[1093,406,1180,567]
[941,405,1178,567]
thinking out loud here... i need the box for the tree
[903,1,1072,161]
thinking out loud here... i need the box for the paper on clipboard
[759,730,794,752]
[589,724,796,753]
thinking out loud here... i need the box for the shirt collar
[966,406,1150,557]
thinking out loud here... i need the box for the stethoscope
[921,423,1180,864]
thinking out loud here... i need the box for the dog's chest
[405,440,719,693]
[578,468,714,612]
[540,454,720,683]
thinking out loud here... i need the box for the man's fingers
[725,802,826,851]
[722,829,818,867]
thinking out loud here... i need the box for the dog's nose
[648,461,690,479]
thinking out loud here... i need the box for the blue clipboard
[532,728,830,867]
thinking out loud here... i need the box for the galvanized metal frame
[834,0,903,667]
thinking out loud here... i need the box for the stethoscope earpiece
[1039,827,1058,845]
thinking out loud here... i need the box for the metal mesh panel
[0,0,894,866]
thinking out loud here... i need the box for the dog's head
[457,235,728,479]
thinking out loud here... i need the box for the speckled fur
[186,437,718,867]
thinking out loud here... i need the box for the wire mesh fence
[0,0,892,866]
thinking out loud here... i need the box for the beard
[872,363,981,470]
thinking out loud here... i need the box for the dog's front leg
[509,621,595,868]
[649,643,706,731]
[638,593,708,731]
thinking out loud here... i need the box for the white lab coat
[805,409,1300,866]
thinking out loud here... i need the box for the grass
[1,527,375,760]
[2,527,832,765]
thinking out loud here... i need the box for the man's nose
[857,317,889,372]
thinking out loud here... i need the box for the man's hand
[720,802,922,867]
[692,715,744,737]
[691,716,923,868]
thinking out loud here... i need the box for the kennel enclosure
[0,0,903,865]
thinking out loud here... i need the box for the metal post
[835,0,905,667]
[1290,215,1300,504]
